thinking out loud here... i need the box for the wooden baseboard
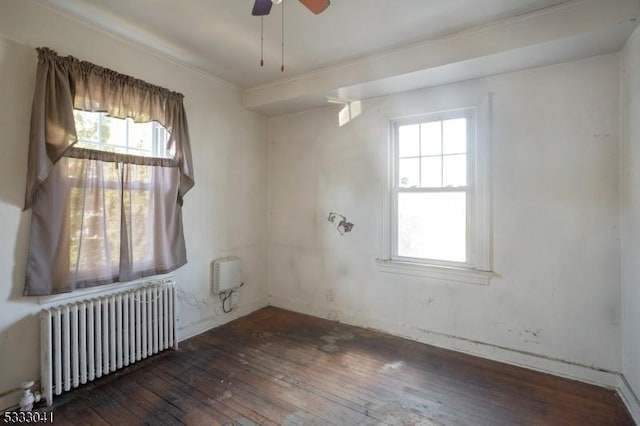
[0,389,20,413]
[618,375,640,424]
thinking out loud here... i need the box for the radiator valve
[19,381,40,412]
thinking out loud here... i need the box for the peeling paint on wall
[521,328,542,345]
[328,212,354,235]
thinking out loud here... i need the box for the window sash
[74,111,170,159]
[391,111,475,267]
[391,188,472,268]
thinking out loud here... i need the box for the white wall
[269,53,622,383]
[0,0,269,409]
[622,26,640,404]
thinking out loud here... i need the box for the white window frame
[377,98,493,285]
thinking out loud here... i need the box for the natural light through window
[68,111,175,279]
[380,102,491,284]
[394,115,469,264]
[73,110,173,158]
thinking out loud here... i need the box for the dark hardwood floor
[48,307,633,425]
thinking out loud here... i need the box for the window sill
[375,259,493,285]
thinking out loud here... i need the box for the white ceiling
[42,0,570,88]
[38,0,640,115]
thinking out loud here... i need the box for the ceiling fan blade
[299,0,330,15]
[252,0,273,16]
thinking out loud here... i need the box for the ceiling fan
[252,0,330,71]
[252,0,330,16]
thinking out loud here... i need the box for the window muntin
[73,110,173,158]
[392,112,473,266]
[397,118,468,189]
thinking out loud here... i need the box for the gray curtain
[24,48,194,296]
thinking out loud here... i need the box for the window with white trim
[381,107,491,284]
[73,111,173,158]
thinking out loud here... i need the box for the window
[23,47,194,296]
[74,111,173,158]
[395,113,470,264]
[379,107,491,284]
[67,112,175,281]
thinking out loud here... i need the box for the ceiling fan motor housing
[252,0,330,16]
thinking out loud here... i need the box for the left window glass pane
[397,191,466,262]
[129,122,154,153]
[398,124,420,158]
[398,158,420,188]
[106,117,127,149]
[74,110,100,144]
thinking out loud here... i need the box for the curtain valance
[24,47,194,210]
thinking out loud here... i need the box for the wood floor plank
[150,350,294,424]
[104,377,186,425]
[201,331,521,424]
[166,337,338,425]
[212,339,377,413]
[133,362,239,424]
[156,359,289,425]
[78,385,143,425]
[51,398,109,426]
[46,307,634,425]
[193,331,461,424]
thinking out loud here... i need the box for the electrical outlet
[231,291,239,307]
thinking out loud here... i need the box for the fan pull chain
[260,16,264,67]
[281,0,285,72]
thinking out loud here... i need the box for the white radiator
[39,279,177,406]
